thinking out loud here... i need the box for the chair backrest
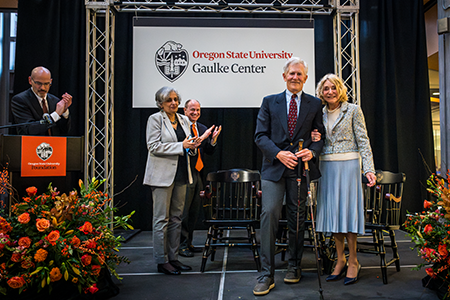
[363,170,406,227]
[203,169,261,221]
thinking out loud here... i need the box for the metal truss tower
[332,0,360,104]
[85,1,115,197]
[85,0,359,198]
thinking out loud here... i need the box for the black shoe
[344,263,361,285]
[326,264,348,282]
[170,260,192,271]
[157,263,180,275]
[179,247,194,257]
[189,245,203,253]
[253,276,275,296]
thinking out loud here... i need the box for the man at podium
[11,66,72,136]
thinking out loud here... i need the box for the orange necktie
[192,124,204,172]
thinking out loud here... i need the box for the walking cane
[298,140,325,300]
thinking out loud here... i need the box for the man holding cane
[253,57,324,296]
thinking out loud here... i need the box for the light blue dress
[316,102,375,235]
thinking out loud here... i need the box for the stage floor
[111,230,439,300]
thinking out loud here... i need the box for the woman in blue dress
[312,74,376,285]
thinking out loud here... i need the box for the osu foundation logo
[155,41,189,82]
[36,142,53,161]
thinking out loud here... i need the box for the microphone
[40,113,54,125]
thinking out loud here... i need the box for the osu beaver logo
[155,41,189,82]
[36,142,53,161]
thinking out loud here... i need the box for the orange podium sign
[21,136,67,177]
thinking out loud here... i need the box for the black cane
[301,141,325,300]
[294,140,303,276]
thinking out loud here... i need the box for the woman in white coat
[143,86,206,275]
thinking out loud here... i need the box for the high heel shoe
[344,263,361,285]
[326,264,348,282]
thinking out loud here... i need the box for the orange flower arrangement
[404,172,450,299]
[0,178,134,297]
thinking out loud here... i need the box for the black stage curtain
[360,0,435,221]
[13,0,433,230]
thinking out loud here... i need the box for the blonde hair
[315,74,348,105]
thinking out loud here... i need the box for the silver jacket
[321,101,375,175]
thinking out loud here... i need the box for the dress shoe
[326,264,348,282]
[189,245,203,253]
[344,263,361,285]
[157,263,180,275]
[170,260,192,271]
[179,247,194,257]
[284,266,301,283]
[253,276,275,296]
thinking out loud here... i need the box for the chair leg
[319,233,335,275]
[389,230,401,272]
[377,229,388,284]
[249,225,261,272]
[211,227,218,261]
[201,226,214,272]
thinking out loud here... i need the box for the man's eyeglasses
[31,79,52,87]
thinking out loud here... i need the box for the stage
[111,230,439,300]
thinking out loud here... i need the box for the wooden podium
[0,134,84,213]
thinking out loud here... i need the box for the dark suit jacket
[11,88,71,136]
[190,122,216,174]
[254,90,325,182]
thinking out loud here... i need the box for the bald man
[11,66,72,136]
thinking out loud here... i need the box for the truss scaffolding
[85,0,359,201]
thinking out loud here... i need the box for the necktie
[191,124,204,172]
[288,94,297,139]
[41,98,52,136]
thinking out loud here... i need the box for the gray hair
[283,57,308,75]
[155,86,181,109]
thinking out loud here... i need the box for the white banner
[133,18,315,108]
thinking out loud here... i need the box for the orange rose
[70,236,81,247]
[45,230,60,246]
[424,200,432,209]
[7,276,26,289]
[18,213,30,224]
[438,244,448,257]
[424,224,433,234]
[81,254,92,266]
[21,259,35,269]
[49,267,63,282]
[34,248,48,262]
[36,218,50,232]
[18,237,32,248]
[26,186,37,196]
[11,253,22,263]
[79,221,93,234]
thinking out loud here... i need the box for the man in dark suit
[253,57,325,296]
[179,99,222,257]
[11,66,72,136]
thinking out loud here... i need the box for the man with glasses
[11,66,72,136]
